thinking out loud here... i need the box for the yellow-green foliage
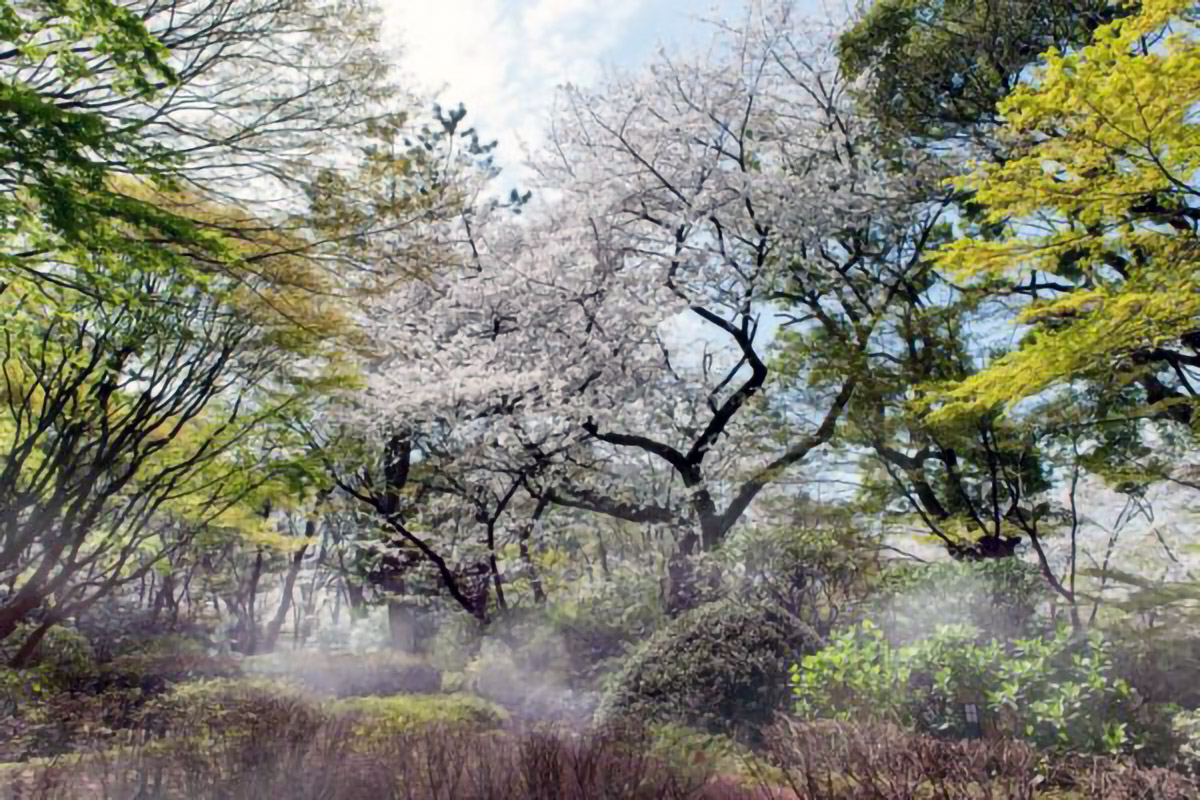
[327,693,505,741]
[931,0,1200,417]
[0,266,338,569]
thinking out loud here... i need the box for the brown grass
[4,703,1198,799]
[762,719,1199,800]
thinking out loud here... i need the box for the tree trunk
[663,549,723,617]
[8,618,56,669]
[177,567,193,625]
[488,553,506,611]
[597,533,611,579]
[242,548,264,655]
[152,572,176,625]
[521,539,547,604]
[292,589,303,646]
[387,599,418,653]
[519,496,548,603]
[331,580,343,627]
[345,579,367,618]
[301,560,323,641]
[262,543,308,652]
[0,592,43,644]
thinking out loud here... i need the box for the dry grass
[762,719,1199,800]
[3,680,1198,799]
[5,712,1199,799]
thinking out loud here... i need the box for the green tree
[809,0,1172,570]
[2,0,403,307]
[931,0,1199,424]
[839,0,1122,144]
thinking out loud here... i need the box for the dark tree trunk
[950,535,1021,560]
[9,618,56,669]
[519,496,549,603]
[663,549,723,617]
[345,580,367,617]
[241,548,265,655]
[262,543,307,653]
[152,572,176,625]
[0,592,43,644]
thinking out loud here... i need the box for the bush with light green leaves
[0,624,98,714]
[1172,708,1200,775]
[790,620,1139,756]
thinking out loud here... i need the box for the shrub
[511,725,715,800]
[460,635,601,723]
[242,649,442,697]
[789,620,912,727]
[327,693,505,740]
[2,687,145,760]
[1173,708,1200,776]
[791,621,1140,756]
[137,677,325,746]
[765,718,1198,800]
[432,567,667,695]
[543,570,668,687]
[4,720,732,800]
[432,574,667,722]
[0,625,107,759]
[0,624,98,696]
[0,635,240,760]
[645,723,760,787]
[97,637,240,697]
[597,597,818,741]
[425,608,487,673]
[72,600,218,663]
[718,524,882,637]
[10,716,1198,799]
[1112,630,1200,709]
[987,626,1135,755]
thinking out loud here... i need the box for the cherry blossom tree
[340,0,946,617]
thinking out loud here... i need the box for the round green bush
[0,623,98,693]
[98,636,240,697]
[595,597,817,740]
[139,678,325,743]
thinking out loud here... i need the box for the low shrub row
[5,716,1197,799]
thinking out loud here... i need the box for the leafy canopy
[930,0,1200,420]
[839,0,1120,141]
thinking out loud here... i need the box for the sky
[378,0,834,179]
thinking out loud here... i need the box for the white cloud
[378,0,650,179]
[375,0,840,186]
